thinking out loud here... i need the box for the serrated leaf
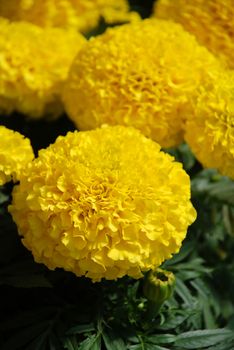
[127,346,142,350]
[175,329,234,349]
[157,313,189,331]
[207,340,234,350]
[128,344,169,350]
[66,323,95,335]
[175,270,203,281]
[174,278,195,307]
[192,174,234,206]
[64,338,77,350]
[222,205,234,236]
[102,331,126,350]
[79,334,101,350]
[147,334,176,344]
[145,345,170,350]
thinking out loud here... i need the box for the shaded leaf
[79,334,101,350]
[147,334,176,344]
[102,331,126,350]
[67,323,95,335]
[175,329,234,349]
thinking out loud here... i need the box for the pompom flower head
[0,126,34,185]
[154,0,234,69]
[185,73,234,179]
[0,18,86,118]
[63,19,223,148]
[9,126,196,282]
[0,0,139,34]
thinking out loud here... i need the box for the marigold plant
[185,73,234,179]
[63,19,223,148]
[0,126,34,185]
[0,0,139,33]
[9,126,196,282]
[0,18,86,119]
[154,0,234,69]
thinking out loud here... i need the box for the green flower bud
[143,268,175,319]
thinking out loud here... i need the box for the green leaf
[102,331,126,350]
[190,279,219,329]
[128,345,169,350]
[165,143,196,171]
[176,270,205,281]
[145,345,170,350]
[174,278,195,307]
[0,191,9,204]
[175,329,234,349]
[222,205,234,236]
[64,337,78,350]
[147,334,176,345]
[207,340,234,350]
[79,334,101,350]
[192,172,234,206]
[127,346,142,350]
[66,323,95,335]
[157,312,189,331]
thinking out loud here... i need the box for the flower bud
[143,268,175,319]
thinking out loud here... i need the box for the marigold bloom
[9,126,196,282]
[185,73,234,179]
[0,18,86,118]
[0,126,34,185]
[63,19,223,148]
[0,0,139,33]
[154,0,234,69]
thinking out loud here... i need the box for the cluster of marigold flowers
[0,0,233,281]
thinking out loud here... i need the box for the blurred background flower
[153,0,234,69]
[0,0,139,34]
[63,18,225,148]
[0,18,86,119]
[185,72,234,180]
[0,126,34,185]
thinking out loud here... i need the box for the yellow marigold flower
[154,0,234,69]
[63,19,223,148]
[0,126,34,185]
[0,18,86,119]
[0,0,139,34]
[9,126,196,282]
[185,73,234,179]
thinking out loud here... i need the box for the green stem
[145,300,162,320]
